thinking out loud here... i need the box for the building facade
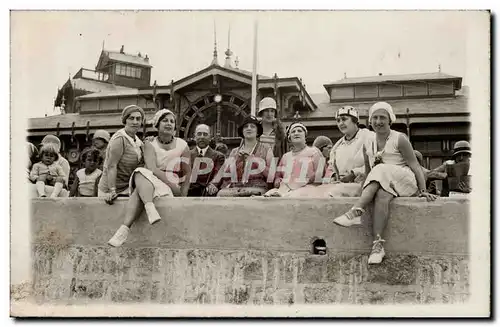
[28,46,470,182]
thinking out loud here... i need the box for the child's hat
[93,130,110,143]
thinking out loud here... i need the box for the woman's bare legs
[134,173,154,204]
[333,182,380,227]
[372,188,394,238]
[134,173,161,224]
[123,190,144,228]
[108,189,144,247]
[353,181,381,210]
[368,188,395,264]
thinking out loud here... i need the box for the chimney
[378,73,383,76]
[120,45,125,54]
[138,52,142,57]
[145,54,149,62]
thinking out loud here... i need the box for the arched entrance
[179,93,250,140]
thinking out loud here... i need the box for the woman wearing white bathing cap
[332,101,437,265]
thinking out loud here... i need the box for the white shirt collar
[196,146,209,156]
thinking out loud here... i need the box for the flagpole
[251,19,258,117]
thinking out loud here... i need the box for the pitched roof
[309,92,330,105]
[302,95,469,119]
[105,50,152,67]
[325,72,462,87]
[222,65,271,79]
[76,88,145,99]
[28,112,157,131]
[70,78,134,94]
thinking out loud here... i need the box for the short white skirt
[130,168,174,199]
[363,163,418,197]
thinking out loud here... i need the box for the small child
[30,143,66,198]
[92,130,110,169]
[70,149,102,197]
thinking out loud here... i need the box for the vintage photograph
[10,10,490,317]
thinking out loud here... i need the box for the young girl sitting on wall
[29,143,66,198]
[70,149,102,197]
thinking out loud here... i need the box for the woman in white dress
[290,106,374,198]
[108,109,192,247]
[332,102,437,264]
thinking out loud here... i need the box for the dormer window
[115,63,142,79]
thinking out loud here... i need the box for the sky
[11,10,482,118]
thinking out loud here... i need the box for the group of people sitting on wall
[26,99,472,264]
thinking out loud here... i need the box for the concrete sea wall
[28,197,469,305]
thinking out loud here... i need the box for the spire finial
[211,21,219,66]
[224,23,233,68]
[438,63,441,72]
[235,56,239,68]
[102,39,105,50]
[344,72,347,79]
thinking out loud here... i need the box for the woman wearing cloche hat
[108,108,192,247]
[257,97,286,158]
[216,115,274,197]
[98,105,145,204]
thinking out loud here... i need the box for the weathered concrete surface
[31,247,468,305]
[31,197,469,254]
[25,198,469,305]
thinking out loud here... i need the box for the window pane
[135,68,141,78]
[115,64,121,74]
[127,66,132,77]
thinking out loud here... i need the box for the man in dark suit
[188,124,226,197]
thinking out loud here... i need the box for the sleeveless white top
[151,137,188,173]
[368,130,407,167]
[76,168,102,196]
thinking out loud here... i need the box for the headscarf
[335,106,359,120]
[151,108,176,129]
[369,102,396,124]
[121,105,145,124]
[286,122,308,140]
